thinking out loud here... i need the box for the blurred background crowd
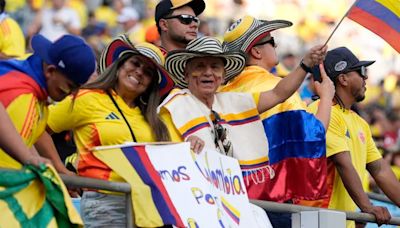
[2,0,400,193]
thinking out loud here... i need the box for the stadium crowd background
[3,0,400,193]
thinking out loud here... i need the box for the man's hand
[302,45,328,67]
[186,135,205,154]
[24,153,52,169]
[362,205,391,226]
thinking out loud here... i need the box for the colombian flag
[347,0,400,53]
[0,165,83,227]
[261,110,328,202]
[94,145,185,227]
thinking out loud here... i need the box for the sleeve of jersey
[365,124,382,163]
[159,107,184,142]
[5,93,39,144]
[0,19,25,57]
[325,108,349,157]
[48,95,84,133]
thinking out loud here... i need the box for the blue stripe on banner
[121,146,176,224]
[355,0,400,33]
[262,110,326,164]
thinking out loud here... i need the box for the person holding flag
[220,15,336,227]
[299,47,400,227]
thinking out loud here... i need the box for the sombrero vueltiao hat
[98,34,175,96]
[165,36,246,88]
[223,15,293,53]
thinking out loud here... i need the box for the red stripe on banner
[244,157,328,202]
[135,146,185,227]
[348,6,400,52]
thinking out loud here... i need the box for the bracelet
[300,61,312,73]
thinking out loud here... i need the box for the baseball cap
[155,0,205,25]
[324,47,375,79]
[117,7,139,23]
[31,34,96,85]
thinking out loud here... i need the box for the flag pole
[322,0,359,47]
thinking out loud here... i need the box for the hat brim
[31,34,53,64]
[99,35,174,96]
[244,20,292,52]
[165,50,246,88]
[349,60,375,70]
[171,0,205,16]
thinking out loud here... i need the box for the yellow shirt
[219,65,306,120]
[0,16,26,58]
[304,102,381,227]
[392,166,400,181]
[47,89,156,182]
[0,94,48,168]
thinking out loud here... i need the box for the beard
[355,94,365,102]
[353,87,366,102]
[170,33,193,45]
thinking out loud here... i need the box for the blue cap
[324,47,375,80]
[31,34,96,85]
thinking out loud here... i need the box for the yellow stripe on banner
[376,0,400,17]
[178,116,209,134]
[221,109,259,123]
[0,200,20,228]
[238,156,268,165]
[14,178,46,219]
[94,149,164,227]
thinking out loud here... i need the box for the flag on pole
[347,0,400,53]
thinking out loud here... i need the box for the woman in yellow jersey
[46,35,177,227]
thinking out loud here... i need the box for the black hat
[324,47,375,79]
[155,0,205,25]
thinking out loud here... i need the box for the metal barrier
[2,168,399,227]
[250,199,400,226]
[59,174,135,228]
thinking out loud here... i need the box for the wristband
[300,61,312,73]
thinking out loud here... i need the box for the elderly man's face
[185,57,225,98]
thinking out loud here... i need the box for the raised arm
[312,64,335,129]
[257,45,327,113]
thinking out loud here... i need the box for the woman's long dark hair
[80,53,170,141]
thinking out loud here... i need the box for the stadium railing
[2,168,399,227]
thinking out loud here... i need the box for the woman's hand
[186,135,205,154]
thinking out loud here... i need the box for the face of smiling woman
[115,55,157,101]
[185,57,226,101]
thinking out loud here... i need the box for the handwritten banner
[145,143,269,227]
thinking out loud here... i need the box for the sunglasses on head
[163,14,200,25]
[211,110,232,155]
[254,37,276,48]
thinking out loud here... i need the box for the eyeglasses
[211,110,232,155]
[344,65,367,79]
[163,14,200,25]
[254,37,276,48]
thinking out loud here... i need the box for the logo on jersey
[105,112,120,120]
[358,131,365,144]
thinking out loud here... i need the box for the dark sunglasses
[344,65,367,79]
[163,14,200,25]
[254,37,276,48]
[211,110,231,155]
